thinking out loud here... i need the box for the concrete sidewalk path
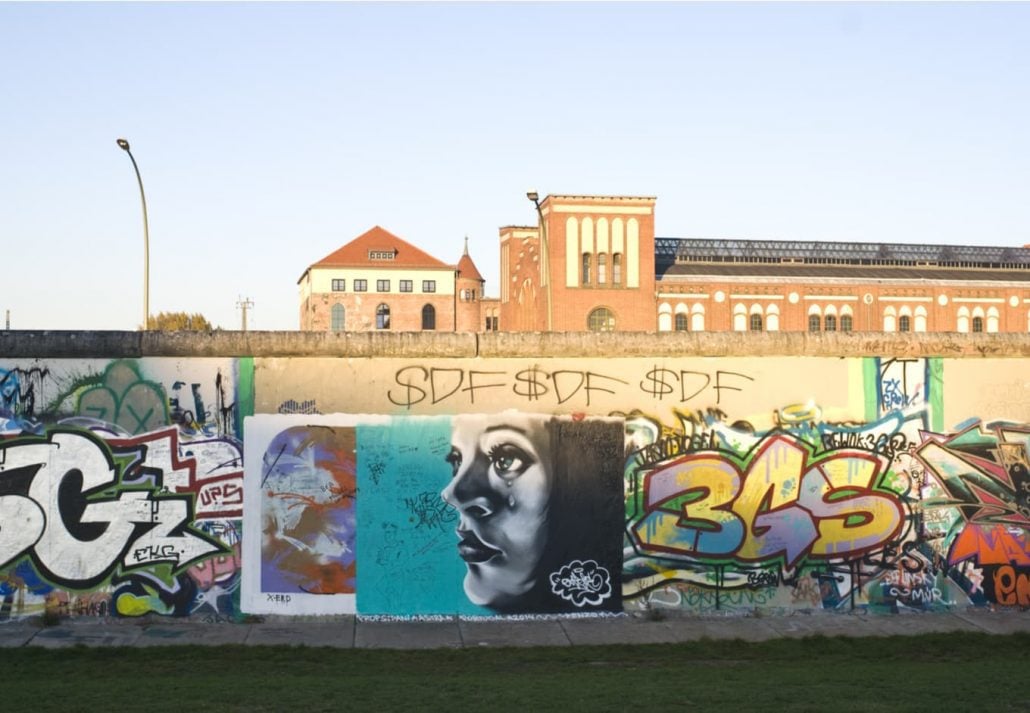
[1,609,1027,650]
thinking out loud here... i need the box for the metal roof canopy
[654,238,1030,273]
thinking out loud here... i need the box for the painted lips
[456,529,502,563]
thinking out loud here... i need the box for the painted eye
[445,447,462,478]
[488,443,533,479]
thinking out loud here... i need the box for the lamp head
[526,191,539,204]
[116,138,131,151]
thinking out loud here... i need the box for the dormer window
[369,250,396,261]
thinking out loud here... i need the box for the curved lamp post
[526,191,553,331]
[116,138,150,330]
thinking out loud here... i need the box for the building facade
[297,226,485,332]
[300,195,1030,334]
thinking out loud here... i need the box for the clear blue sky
[3,2,1028,331]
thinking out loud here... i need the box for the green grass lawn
[2,632,1028,712]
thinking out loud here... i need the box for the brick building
[499,193,1030,334]
[297,226,486,332]
[299,194,1030,334]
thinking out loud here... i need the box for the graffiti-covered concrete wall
[2,331,1029,620]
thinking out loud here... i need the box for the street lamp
[527,191,553,331]
[116,138,150,330]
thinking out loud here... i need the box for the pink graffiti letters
[0,430,224,588]
[631,434,905,568]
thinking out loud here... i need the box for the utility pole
[237,297,254,331]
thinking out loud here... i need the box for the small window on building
[377,279,390,292]
[376,303,390,330]
[597,254,607,285]
[899,315,911,333]
[422,280,436,293]
[354,279,367,292]
[841,315,853,332]
[399,280,413,293]
[582,254,591,286]
[825,315,837,332]
[421,304,435,330]
[331,279,345,292]
[612,253,622,285]
[674,313,688,332]
[750,314,763,332]
[808,315,821,332]
[369,250,396,261]
[587,307,615,332]
[972,316,984,333]
[331,303,345,331]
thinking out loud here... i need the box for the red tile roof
[457,252,484,282]
[307,226,454,272]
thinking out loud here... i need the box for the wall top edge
[1,330,1029,359]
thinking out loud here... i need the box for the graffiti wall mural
[0,358,248,621]
[242,413,624,617]
[1,351,1028,620]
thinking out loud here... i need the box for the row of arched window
[581,252,623,287]
[956,306,999,333]
[566,215,640,289]
[807,305,855,332]
[330,303,436,331]
[657,302,705,331]
[734,304,779,331]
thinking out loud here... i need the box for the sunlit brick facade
[298,227,485,333]
[499,194,1030,334]
[300,195,1030,334]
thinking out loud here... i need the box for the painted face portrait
[440,413,553,611]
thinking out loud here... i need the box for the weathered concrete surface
[244,620,355,648]
[3,330,1029,359]
[2,609,1026,649]
[353,619,465,649]
[459,619,572,648]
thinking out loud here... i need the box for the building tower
[500,194,657,332]
[455,237,485,332]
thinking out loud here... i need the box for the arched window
[957,306,970,333]
[972,316,984,333]
[840,306,853,333]
[612,253,623,285]
[587,307,615,332]
[331,303,345,332]
[914,306,927,333]
[657,303,672,332]
[376,303,390,330]
[749,313,763,332]
[766,304,779,331]
[808,305,821,333]
[691,303,705,332]
[987,307,999,333]
[582,253,591,285]
[733,304,747,331]
[883,306,897,332]
[899,315,911,332]
[597,254,607,285]
[675,313,688,332]
[825,315,837,332]
[421,304,436,330]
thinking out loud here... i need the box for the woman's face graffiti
[440,414,553,610]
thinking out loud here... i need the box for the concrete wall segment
[4,330,1030,359]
